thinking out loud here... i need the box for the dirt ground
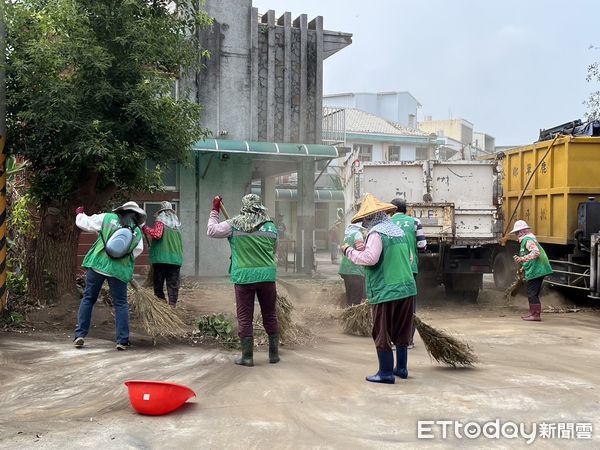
[1,274,600,449]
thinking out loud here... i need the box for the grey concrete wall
[180,153,253,277]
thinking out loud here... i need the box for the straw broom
[340,301,477,367]
[129,279,188,339]
[505,270,524,300]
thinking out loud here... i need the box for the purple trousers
[234,282,279,338]
[372,296,415,352]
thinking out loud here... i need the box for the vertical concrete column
[279,12,292,143]
[294,14,308,143]
[250,7,259,141]
[261,176,277,215]
[296,158,315,274]
[263,10,276,141]
[309,17,323,144]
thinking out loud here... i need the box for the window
[141,201,179,227]
[354,144,373,162]
[415,146,429,160]
[388,146,401,161]
[146,160,179,190]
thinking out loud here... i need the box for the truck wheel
[444,274,481,303]
[493,251,518,290]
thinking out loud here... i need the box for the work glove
[340,244,350,255]
[513,255,523,264]
[75,206,85,215]
[212,196,222,214]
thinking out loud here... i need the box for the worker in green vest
[74,201,145,350]
[338,223,366,306]
[511,220,553,321]
[390,198,426,348]
[342,194,416,384]
[207,194,280,367]
[142,201,184,307]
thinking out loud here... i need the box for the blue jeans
[75,269,130,344]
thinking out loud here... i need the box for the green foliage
[0,311,26,327]
[7,271,27,297]
[5,0,212,202]
[197,313,240,349]
[585,46,600,120]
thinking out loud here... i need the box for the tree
[5,0,211,304]
[585,46,600,119]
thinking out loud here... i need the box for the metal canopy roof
[192,139,339,158]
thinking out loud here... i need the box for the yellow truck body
[503,136,600,245]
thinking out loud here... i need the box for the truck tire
[444,273,482,303]
[493,250,518,290]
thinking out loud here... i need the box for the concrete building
[472,132,496,157]
[419,118,475,160]
[324,92,421,128]
[332,108,437,162]
[176,1,352,276]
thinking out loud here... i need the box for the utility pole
[0,0,7,314]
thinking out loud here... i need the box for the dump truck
[344,159,501,301]
[496,135,600,300]
[344,133,600,301]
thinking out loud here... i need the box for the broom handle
[130,279,141,290]
[220,200,230,220]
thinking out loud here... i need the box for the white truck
[344,160,501,301]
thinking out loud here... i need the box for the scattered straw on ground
[255,294,314,347]
[414,316,477,367]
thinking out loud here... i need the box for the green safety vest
[82,213,143,283]
[149,224,183,266]
[338,231,365,277]
[520,236,553,281]
[364,233,417,304]
[228,221,278,284]
[391,213,418,273]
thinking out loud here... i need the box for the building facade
[324,91,421,128]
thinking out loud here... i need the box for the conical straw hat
[351,193,397,223]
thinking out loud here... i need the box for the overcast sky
[253,0,599,145]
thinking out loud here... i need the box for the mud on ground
[1,277,600,448]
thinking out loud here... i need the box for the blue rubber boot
[366,351,395,384]
[394,346,408,379]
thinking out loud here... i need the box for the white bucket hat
[113,201,147,224]
[510,219,530,234]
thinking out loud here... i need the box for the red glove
[212,196,222,213]
[75,206,85,215]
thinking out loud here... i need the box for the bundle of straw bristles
[254,293,314,347]
[340,301,477,367]
[128,279,189,340]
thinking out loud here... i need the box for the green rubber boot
[268,334,280,364]
[235,336,254,367]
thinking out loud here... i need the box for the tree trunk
[28,203,81,305]
[28,174,117,305]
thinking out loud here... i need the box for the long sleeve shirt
[415,218,427,252]
[206,211,232,238]
[76,212,144,258]
[518,233,541,262]
[142,221,164,240]
[345,232,383,266]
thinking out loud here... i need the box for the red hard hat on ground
[124,380,196,415]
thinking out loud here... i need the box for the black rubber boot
[394,346,408,379]
[235,336,254,367]
[268,334,280,364]
[366,351,395,384]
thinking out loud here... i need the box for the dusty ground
[1,271,600,449]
